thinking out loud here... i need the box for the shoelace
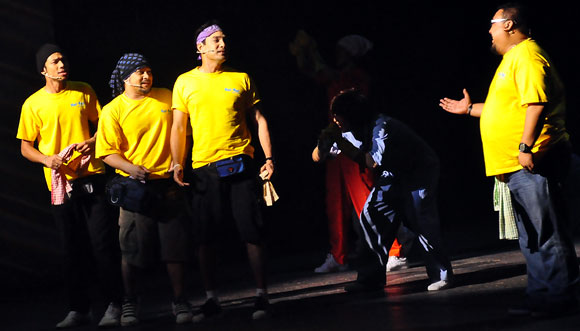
[122,302,137,317]
[174,302,190,314]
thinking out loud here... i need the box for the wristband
[467,104,473,116]
[265,157,274,162]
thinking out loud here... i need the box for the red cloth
[51,144,91,205]
[326,154,401,264]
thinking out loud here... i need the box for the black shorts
[189,156,265,244]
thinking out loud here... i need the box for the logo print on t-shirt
[70,101,86,107]
[224,88,241,94]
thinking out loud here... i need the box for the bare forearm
[467,103,484,118]
[258,121,273,159]
[102,153,134,174]
[171,125,186,167]
[521,104,545,146]
[21,140,48,165]
[171,111,189,166]
[255,108,273,158]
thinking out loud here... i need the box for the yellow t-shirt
[16,81,105,190]
[480,39,568,176]
[96,88,173,179]
[172,67,260,168]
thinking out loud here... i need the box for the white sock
[206,291,218,303]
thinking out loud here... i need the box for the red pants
[326,154,401,265]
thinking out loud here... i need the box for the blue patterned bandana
[109,53,150,97]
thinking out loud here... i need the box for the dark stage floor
[3,241,580,331]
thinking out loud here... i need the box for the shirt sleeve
[84,84,102,123]
[172,76,188,114]
[95,105,123,159]
[16,99,39,142]
[246,74,261,108]
[516,50,549,106]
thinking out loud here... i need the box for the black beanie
[36,43,63,73]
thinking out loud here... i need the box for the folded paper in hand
[259,171,279,206]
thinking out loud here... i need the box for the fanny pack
[215,155,246,177]
[105,175,157,213]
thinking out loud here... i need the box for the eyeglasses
[490,18,509,24]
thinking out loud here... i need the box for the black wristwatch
[518,142,532,153]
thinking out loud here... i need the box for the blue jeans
[506,168,579,305]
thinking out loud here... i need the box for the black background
[3,0,579,286]
[50,0,580,255]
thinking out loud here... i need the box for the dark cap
[36,43,63,73]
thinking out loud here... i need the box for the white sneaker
[386,256,408,272]
[98,302,121,327]
[314,253,348,273]
[120,299,139,326]
[427,279,452,291]
[251,295,270,320]
[56,311,92,329]
[172,301,193,324]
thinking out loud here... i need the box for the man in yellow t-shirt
[16,43,122,328]
[171,20,274,321]
[440,4,578,316]
[96,53,192,326]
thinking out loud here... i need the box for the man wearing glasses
[440,3,579,317]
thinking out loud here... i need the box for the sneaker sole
[175,313,193,324]
[120,318,139,327]
[192,312,223,323]
[252,310,269,320]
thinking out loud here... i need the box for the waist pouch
[105,175,159,213]
[215,155,246,177]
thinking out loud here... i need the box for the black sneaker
[531,300,579,318]
[252,295,270,320]
[508,301,579,318]
[172,300,192,324]
[192,298,222,323]
[120,298,139,326]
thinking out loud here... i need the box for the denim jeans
[506,167,579,305]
